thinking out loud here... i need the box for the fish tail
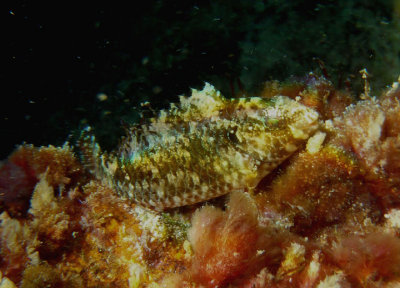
[77,126,119,189]
[77,126,104,176]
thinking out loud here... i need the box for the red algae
[1,76,400,287]
[7,145,82,188]
[333,84,400,209]
[265,146,368,236]
[260,74,354,120]
[331,232,400,284]
[186,191,285,287]
[0,145,82,218]
[0,161,37,217]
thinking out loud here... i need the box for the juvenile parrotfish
[79,83,319,210]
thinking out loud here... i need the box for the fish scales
[79,83,319,210]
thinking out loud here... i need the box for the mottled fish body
[80,83,319,210]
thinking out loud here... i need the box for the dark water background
[3,0,400,159]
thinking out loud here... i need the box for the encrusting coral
[1,74,400,287]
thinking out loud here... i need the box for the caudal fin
[77,126,103,176]
[77,126,118,190]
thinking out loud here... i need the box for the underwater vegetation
[1,74,400,287]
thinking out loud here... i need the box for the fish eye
[267,118,280,126]
[227,128,238,143]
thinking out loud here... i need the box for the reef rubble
[1,75,400,287]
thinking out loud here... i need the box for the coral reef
[1,75,400,287]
